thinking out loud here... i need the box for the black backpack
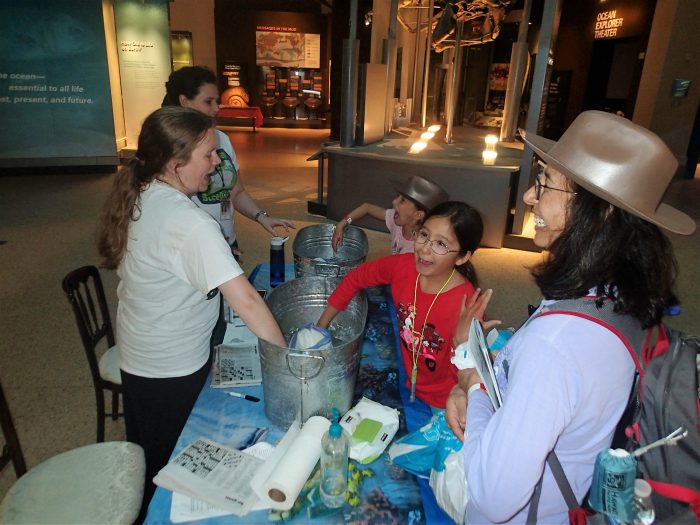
[527,298,700,524]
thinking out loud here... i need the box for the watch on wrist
[254,210,269,222]
[345,216,353,225]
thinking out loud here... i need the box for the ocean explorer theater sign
[594,10,624,39]
[593,3,644,40]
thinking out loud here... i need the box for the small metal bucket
[292,224,368,278]
[258,277,368,428]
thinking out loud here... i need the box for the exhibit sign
[255,26,320,68]
[221,62,250,107]
[592,0,647,40]
[0,0,116,165]
[171,31,194,71]
[114,0,171,149]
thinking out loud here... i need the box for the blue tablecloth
[145,264,453,524]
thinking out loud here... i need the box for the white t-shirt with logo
[117,180,243,378]
[191,129,240,245]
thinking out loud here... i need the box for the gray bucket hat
[519,110,695,235]
[392,175,449,212]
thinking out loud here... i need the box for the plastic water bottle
[269,236,287,288]
[320,408,348,508]
[633,479,655,525]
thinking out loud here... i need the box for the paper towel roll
[256,416,330,511]
[249,421,301,505]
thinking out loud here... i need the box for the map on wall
[255,31,320,68]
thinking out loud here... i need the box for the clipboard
[466,319,503,409]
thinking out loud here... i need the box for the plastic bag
[388,412,462,479]
[429,449,468,524]
[289,323,332,350]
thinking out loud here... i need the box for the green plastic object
[352,418,382,443]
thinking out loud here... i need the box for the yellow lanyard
[409,268,455,402]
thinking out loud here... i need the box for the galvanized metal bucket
[292,224,368,278]
[258,277,368,429]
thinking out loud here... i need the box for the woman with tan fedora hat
[444,111,695,524]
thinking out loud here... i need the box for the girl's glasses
[412,229,459,255]
[535,161,577,200]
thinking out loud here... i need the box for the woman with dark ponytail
[317,201,484,411]
[97,106,285,516]
[162,66,294,255]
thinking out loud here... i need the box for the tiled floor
[0,125,697,503]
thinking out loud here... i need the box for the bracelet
[254,210,269,222]
[344,216,353,225]
[467,383,486,397]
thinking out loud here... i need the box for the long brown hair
[97,107,214,269]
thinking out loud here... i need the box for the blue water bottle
[588,448,637,523]
[269,236,288,288]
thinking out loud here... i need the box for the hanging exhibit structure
[324,0,529,250]
[395,0,512,142]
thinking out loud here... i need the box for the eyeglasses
[412,229,459,255]
[534,161,577,200]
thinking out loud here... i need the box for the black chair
[0,381,27,478]
[62,265,122,442]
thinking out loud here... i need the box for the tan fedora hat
[520,110,695,235]
[392,175,449,212]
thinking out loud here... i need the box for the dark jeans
[121,357,211,523]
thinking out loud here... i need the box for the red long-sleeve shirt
[328,253,475,408]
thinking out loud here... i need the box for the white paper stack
[154,437,263,516]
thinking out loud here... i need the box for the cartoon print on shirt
[197,148,238,204]
[397,301,447,372]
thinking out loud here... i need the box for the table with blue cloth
[145,264,453,524]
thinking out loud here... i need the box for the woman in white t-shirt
[163,66,295,348]
[97,106,286,517]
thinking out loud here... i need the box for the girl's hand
[317,305,339,329]
[259,216,295,236]
[446,368,483,441]
[453,288,501,347]
[445,384,468,442]
[332,221,346,252]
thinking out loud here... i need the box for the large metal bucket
[259,277,368,429]
[292,224,368,278]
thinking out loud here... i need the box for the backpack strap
[540,297,648,375]
[527,451,596,525]
[647,480,700,520]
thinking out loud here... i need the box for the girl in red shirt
[318,201,483,409]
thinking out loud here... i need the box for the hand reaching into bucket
[317,305,340,329]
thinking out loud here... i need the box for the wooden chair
[0,379,145,524]
[0,381,27,478]
[62,266,122,442]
